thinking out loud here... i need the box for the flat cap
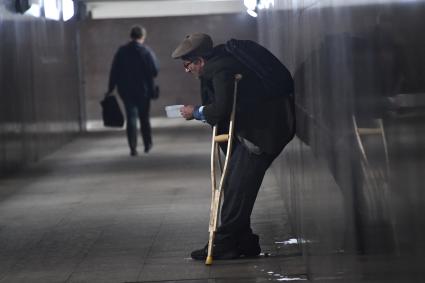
[171,33,213,59]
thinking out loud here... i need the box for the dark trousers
[122,96,152,152]
[215,141,278,245]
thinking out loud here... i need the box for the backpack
[224,39,294,97]
[225,39,296,144]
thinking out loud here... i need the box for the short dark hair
[130,25,146,40]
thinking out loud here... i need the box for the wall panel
[260,0,425,281]
[0,4,81,177]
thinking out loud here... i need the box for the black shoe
[238,234,261,257]
[191,243,240,261]
[144,143,152,153]
[130,149,138,156]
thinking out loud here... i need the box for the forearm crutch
[205,74,242,265]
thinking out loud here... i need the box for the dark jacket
[200,47,295,155]
[108,41,158,101]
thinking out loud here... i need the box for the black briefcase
[100,95,124,128]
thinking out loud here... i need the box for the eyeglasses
[183,59,197,72]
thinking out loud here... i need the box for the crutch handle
[214,134,229,143]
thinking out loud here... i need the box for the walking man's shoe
[130,149,138,156]
[144,143,152,153]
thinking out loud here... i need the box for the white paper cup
[165,105,184,118]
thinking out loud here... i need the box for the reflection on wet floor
[261,268,308,281]
[274,238,314,245]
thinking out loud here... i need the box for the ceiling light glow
[62,0,74,21]
[244,0,257,10]
[44,0,60,20]
[247,9,258,17]
[24,3,42,17]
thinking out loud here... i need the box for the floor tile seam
[63,229,106,283]
[132,274,295,283]
[53,180,147,282]
[135,210,172,280]
[131,278,212,283]
[0,209,82,282]
[136,188,200,280]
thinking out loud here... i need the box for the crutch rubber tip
[205,256,213,265]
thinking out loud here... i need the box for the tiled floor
[0,124,306,283]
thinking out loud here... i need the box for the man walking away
[107,25,159,156]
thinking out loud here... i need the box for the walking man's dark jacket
[200,46,295,155]
[108,41,158,101]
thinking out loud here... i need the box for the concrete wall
[79,13,257,124]
[0,2,81,177]
[261,0,425,281]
